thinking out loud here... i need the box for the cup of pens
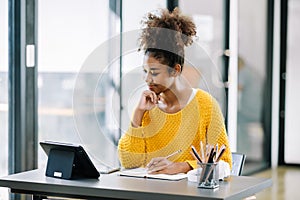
[191,142,226,189]
[197,162,219,189]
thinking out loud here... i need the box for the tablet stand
[45,149,75,179]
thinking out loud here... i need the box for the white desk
[0,169,272,200]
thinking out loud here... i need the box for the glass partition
[179,0,227,115]
[121,0,166,133]
[37,0,120,168]
[237,0,269,173]
[179,0,271,174]
[0,0,9,198]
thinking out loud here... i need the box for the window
[179,0,227,115]
[37,0,167,170]
[121,0,166,133]
[37,0,115,167]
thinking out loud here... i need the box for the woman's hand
[146,157,192,175]
[137,90,159,111]
[131,90,159,127]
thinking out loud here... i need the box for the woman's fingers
[146,157,160,169]
[139,90,159,110]
[143,91,158,103]
[146,157,172,173]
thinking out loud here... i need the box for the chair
[231,152,246,176]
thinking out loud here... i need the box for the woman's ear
[172,64,182,76]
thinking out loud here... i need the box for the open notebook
[118,168,187,181]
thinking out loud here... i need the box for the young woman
[118,8,232,175]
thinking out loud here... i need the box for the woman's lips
[148,85,155,90]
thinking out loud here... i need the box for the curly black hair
[139,7,196,71]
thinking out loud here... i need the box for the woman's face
[142,55,175,94]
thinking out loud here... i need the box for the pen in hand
[165,149,182,159]
[146,149,182,172]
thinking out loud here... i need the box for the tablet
[40,141,100,179]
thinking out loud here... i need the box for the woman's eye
[143,70,158,76]
[150,70,158,76]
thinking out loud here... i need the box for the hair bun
[139,7,196,53]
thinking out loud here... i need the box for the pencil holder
[197,162,219,189]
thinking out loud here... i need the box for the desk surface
[0,169,272,200]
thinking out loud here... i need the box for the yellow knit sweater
[118,89,232,169]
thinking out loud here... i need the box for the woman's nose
[144,72,152,83]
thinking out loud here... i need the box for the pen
[215,147,226,162]
[217,144,226,159]
[200,141,205,161]
[205,144,212,162]
[207,147,215,163]
[215,143,218,159]
[190,151,200,163]
[204,145,210,162]
[191,145,202,163]
[203,147,226,183]
[165,149,182,159]
[146,149,182,170]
